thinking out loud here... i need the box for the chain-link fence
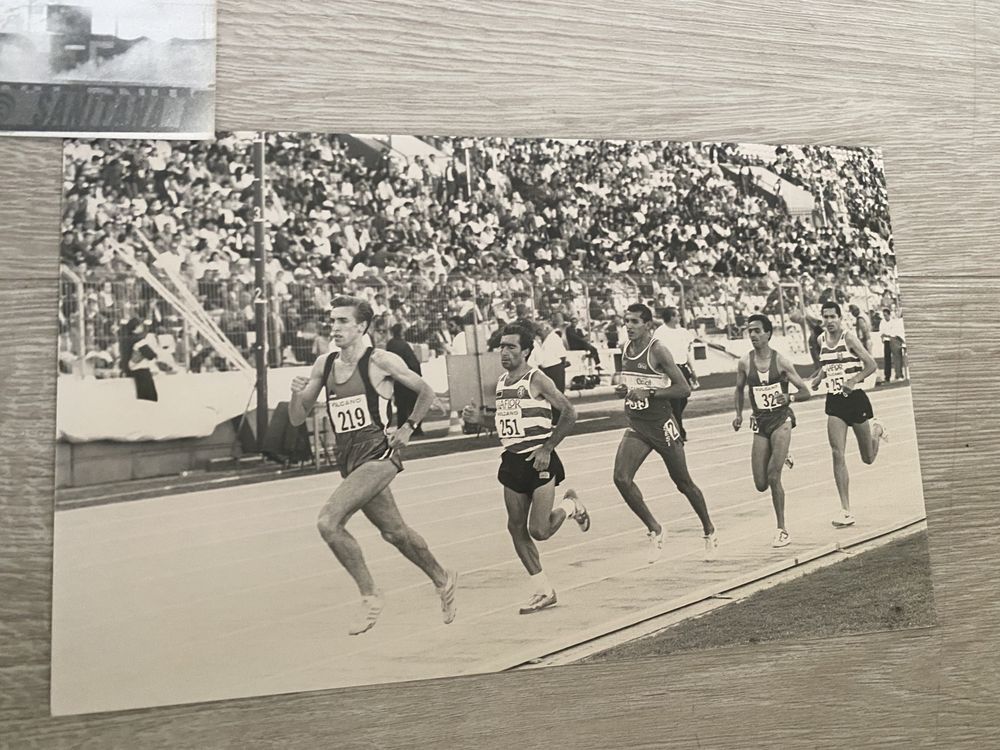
[59,263,900,378]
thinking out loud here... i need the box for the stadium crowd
[58,133,900,376]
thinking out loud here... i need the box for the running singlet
[494,369,553,455]
[322,348,392,442]
[818,332,865,395]
[748,350,790,414]
[620,339,673,422]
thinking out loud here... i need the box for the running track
[51,387,927,715]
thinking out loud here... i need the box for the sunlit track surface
[51,387,926,715]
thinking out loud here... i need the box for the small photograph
[52,132,933,715]
[0,0,214,137]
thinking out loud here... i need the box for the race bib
[624,374,651,411]
[328,394,372,433]
[749,415,759,434]
[823,363,846,395]
[625,395,649,411]
[752,382,784,411]
[494,399,524,438]
[663,418,681,444]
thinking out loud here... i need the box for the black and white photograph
[0,0,214,137]
[51,131,934,716]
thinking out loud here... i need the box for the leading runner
[733,314,812,547]
[811,301,887,527]
[468,323,590,614]
[613,303,718,563]
[289,296,458,635]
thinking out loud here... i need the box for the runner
[289,296,458,635]
[733,314,812,547]
[613,303,718,563]
[466,323,590,614]
[811,301,887,527]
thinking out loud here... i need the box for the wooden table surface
[2,2,998,747]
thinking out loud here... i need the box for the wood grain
[2,1,999,746]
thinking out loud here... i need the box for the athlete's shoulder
[650,338,674,363]
[311,351,334,375]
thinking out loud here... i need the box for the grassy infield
[584,531,936,663]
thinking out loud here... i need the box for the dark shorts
[498,449,565,495]
[335,434,404,478]
[751,409,796,439]
[624,415,684,458]
[825,390,874,426]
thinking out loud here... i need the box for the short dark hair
[501,323,534,355]
[821,301,843,318]
[662,306,678,324]
[330,295,374,329]
[625,303,653,323]
[747,314,773,335]
[390,323,404,338]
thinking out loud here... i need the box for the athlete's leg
[766,422,793,530]
[526,480,568,541]
[361,486,448,588]
[316,460,398,596]
[503,488,541,575]
[852,420,882,465]
[827,416,851,512]
[670,397,689,441]
[751,433,771,493]
[612,432,660,534]
[659,442,715,536]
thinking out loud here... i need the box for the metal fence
[58,264,899,377]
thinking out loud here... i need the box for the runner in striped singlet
[613,303,718,564]
[733,314,813,548]
[470,324,590,615]
[290,296,457,635]
[810,301,887,528]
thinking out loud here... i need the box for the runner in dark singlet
[733,314,812,547]
[613,303,718,563]
[809,301,887,528]
[289,296,457,635]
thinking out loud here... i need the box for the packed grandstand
[58,133,901,377]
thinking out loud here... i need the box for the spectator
[385,323,425,436]
[878,307,906,382]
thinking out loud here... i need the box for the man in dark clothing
[386,324,425,435]
[565,317,601,366]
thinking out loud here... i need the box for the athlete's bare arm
[289,355,329,426]
[370,349,435,447]
[841,332,878,393]
[733,355,749,431]
[534,370,577,443]
[777,353,812,403]
[647,341,693,400]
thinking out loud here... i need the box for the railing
[57,264,899,376]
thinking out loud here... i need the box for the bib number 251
[498,418,522,438]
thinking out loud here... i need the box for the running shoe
[438,570,459,625]
[348,593,384,636]
[784,453,795,470]
[772,529,790,548]
[518,591,557,615]
[871,418,889,443]
[832,510,856,528]
[647,528,665,564]
[564,489,591,532]
[703,531,719,561]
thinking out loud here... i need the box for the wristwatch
[406,418,421,430]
